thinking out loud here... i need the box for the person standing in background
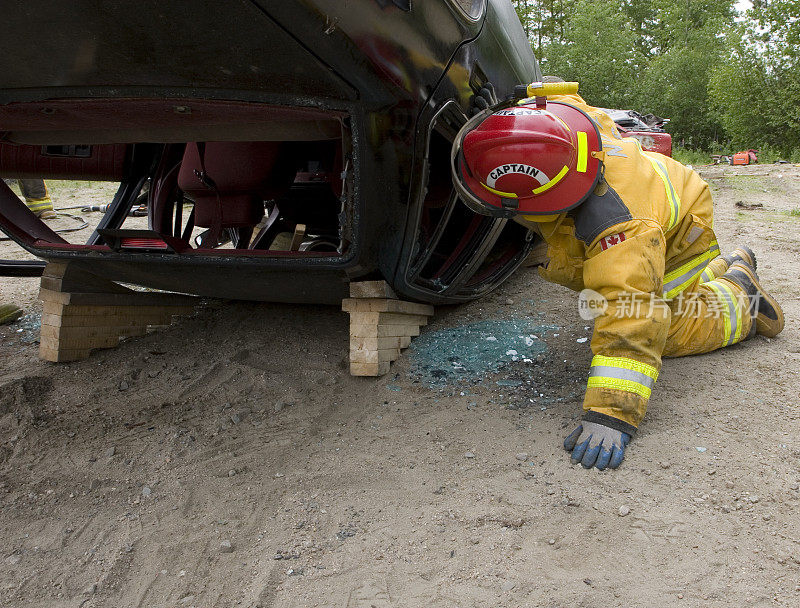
[17,178,56,218]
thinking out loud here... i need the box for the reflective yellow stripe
[480,182,518,198]
[663,241,720,299]
[577,131,588,173]
[480,162,570,198]
[706,281,731,345]
[25,198,53,212]
[706,279,743,346]
[587,376,652,400]
[719,280,744,344]
[633,139,680,230]
[587,355,658,401]
[591,355,658,379]
[532,165,569,194]
[646,154,680,230]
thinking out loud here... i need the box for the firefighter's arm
[580,220,670,434]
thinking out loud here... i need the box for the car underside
[0,0,541,305]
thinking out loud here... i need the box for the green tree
[510,0,795,151]
[709,2,800,154]
[620,0,659,59]
[750,0,800,63]
[538,0,640,109]
[631,0,734,147]
[513,0,575,60]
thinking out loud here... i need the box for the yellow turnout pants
[663,256,753,358]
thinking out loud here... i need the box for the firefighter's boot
[25,196,56,219]
[723,262,784,338]
[703,246,757,282]
[18,179,56,219]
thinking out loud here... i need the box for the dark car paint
[0,0,539,304]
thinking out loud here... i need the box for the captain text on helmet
[452,81,784,471]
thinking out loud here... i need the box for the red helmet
[452,100,603,218]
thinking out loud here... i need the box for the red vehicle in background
[601,108,673,157]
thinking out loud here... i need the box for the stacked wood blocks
[343,281,434,376]
[38,262,197,362]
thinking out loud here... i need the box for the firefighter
[10,179,56,218]
[453,81,784,470]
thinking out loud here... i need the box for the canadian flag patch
[600,232,626,251]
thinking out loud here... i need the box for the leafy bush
[511,0,799,154]
[672,147,713,166]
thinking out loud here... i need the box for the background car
[601,108,673,157]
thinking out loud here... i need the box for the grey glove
[469,82,499,116]
[563,421,631,470]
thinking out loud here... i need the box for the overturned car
[601,108,672,157]
[0,0,541,305]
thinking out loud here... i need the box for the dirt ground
[1,165,799,608]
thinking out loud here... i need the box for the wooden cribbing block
[41,312,175,328]
[39,287,196,308]
[347,312,430,327]
[40,325,120,342]
[350,347,401,364]
[41,300,194,319]
[39,261,131,294]
[37,261,198,362]
[350,361,391,377]
[350,336,412,351]
[344,280,434,377]
[341,298,434,316]
[47,333,121,351]
[349,281,398,299]
[350,324,421,338]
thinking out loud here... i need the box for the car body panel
[601,108,673,157]
[0,0,540,304]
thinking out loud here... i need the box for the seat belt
[193,142,223,248]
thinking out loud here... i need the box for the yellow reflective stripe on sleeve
[532,165,569,194]
[577,131,588,173]
[587,376,653,400]
[591,355,659,379]
[645,154,680,230]
[705,279,743,346]
[632,139,681,230]
[587,355,658,401]
[663,241,720,299]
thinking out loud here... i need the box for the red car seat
[178,142,296,243]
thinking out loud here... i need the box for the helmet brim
[451,101,603,218]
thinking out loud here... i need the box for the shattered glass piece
[496,380,523,387]
[409,319,558,385]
